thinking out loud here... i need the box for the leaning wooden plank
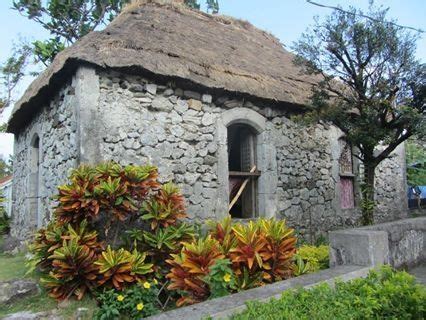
[228,165,256,211]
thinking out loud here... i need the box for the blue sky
[0,0,425,157]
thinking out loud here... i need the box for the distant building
[0,175,12,217]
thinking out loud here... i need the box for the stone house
[7,0,407,240]
[0,175,12,218]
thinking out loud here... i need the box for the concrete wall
[330,217,426,268]
[11,65,408,238]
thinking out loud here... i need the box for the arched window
[339,139,355,209]
[228,123,260,218]
[29,134,41,227]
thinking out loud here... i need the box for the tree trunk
[361,163,376,225]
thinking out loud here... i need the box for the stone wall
[11,66,408,239]
[11,80,78,239]
[374,144,408,222]
[90,68,407,237]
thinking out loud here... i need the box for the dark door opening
[227,124,260,218]
[29,134,40,227]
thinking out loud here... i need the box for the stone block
[184,90,201,100]
[0,280,39,304]
[329,229,389,267]
[202,94,212,103]
[188,99,203,111]
[146,84,157,95]
[151,96,173,111]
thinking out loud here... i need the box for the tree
[293,5,425,225]
[0,41,33,124]
[13,0,131,65]
[0,157,12,179]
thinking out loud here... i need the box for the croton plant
[27,161,300,311]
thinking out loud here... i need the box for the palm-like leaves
[27,221,66,272]
[42,239,99,300]
[95,246,153,290]
[143,223,195,251]
[55,182,100,225]
[260,219,297,281]
[230,221,268,271]
[166,236,224,306]
[142,182,187,229]
[55,162,160,225]
[208,216,237,254]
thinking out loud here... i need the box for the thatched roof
[8,0,319,133]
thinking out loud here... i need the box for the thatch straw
[8,0,318,133]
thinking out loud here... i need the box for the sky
[0,0,425,159]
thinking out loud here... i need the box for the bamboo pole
[228,165,256,212]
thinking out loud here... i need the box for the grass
[0,292,98,319]
[0,253,28,281]
[0,235,98,319]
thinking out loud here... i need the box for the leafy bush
[0,214,10,235]
[260,219,297,282]
[28,162,300,310]
[231,266,426,320]
[95,282,160,319]
[166,236,224,306]
[0,192,9,235]
[41,238,99,300]
[141,182,187,230]
[296,244,329,273]
[55,163,159,228]
[27,162,164,301]
[203,258,235,299]
[95,246,153,290]
[27,220,103,274]
[167,217,297,305]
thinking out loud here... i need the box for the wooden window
[228,124,260,218]
[339,139,355,209]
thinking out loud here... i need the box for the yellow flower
[153,278,158,285]
[136,302,144,311]
[223,274,232,283]
[143,281,151,289]
[117,295,125,302]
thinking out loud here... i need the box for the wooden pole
[228,165,256,212]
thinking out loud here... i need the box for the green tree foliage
[0,158,12,179]
[0,42,32,120]
[13,0,131,65]
[294,5,425,225]
[406,140,426,186]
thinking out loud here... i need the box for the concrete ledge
[329,229,389,267]
[147,265,371,320]
[330,217,426,268]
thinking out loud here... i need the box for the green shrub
[0,215,10,235]
[204,259,235,299]
[231,266,426,320]
[95,282,160,319]
[296,244,329,273]
[0,192,9,235]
